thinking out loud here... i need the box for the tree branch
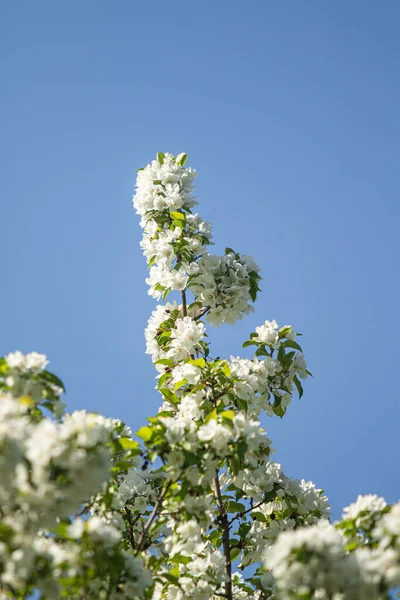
[134,481,171,556]
[124,506,136,549]
[228,497,270,525]
[194,306,211,321]
[181,290,187,317]
[214,470,232,600]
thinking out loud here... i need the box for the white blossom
[254,319,280,347]
[189,252,261,327]
[167,317,205,360]
[343,494,387,522]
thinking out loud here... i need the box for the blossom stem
[134,481,171,556]
[228,497,270,525]
[214,470,232,600]
[194,306,211,321]
[181,290,187,317]
[124,506,136,549]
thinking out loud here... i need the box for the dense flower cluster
[133,152,261,325]
[189,250,261,326]
[265,498,400,599]
[264,520,375,599]
[0,353,151,598]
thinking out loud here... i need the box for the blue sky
[1,1,399,520]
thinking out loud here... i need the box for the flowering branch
[134,480,171,556]
[0,151,395,599]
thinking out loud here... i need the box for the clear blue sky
[1,1,399,520]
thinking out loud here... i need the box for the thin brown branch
[228,497,269,525]
[214,470,232,600]
[181,290,188,317]
[134,481,171,556]
[124,507,136,549]
[194,306,211,321]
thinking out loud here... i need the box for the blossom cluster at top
[133,152,261,326]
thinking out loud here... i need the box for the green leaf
[345,541,359,552]
[175,152,188,166]
[293,375,303,398]
[40,370,66,392]
[136,426,153,442]
[221,410,235,421]
[220,361,231,377]
[225,247,235,254]
[255,346,268,357]
[157,331,171,342]
[0,522,16,543]
[147,416,159,424]
[251,511,267,522]
[230,547,241,561]
[170,564,180,578]
[249,279,259,302]
[171,554,191,565]
[230,455,240,475]
[187,358,206,369]
[159,319,173,331]
[170,211,185,221]
[279,350,295,367]
[157,410,174,418]
[236,398,248,412]
[164,573,179,585]
[278,325,293,339]
[205,408,217,423]
[225,501,246,513]
[157,152,165,165]
[282,340,303,352]
[53,523,70,539]
[174,379,187,392]
[158,372,172,388]
[273,402,285,418]
[119,438,140,450]
[242,340,257,349]
[155,358,174,366]
[238,522,251,538]
[160,388,179,407]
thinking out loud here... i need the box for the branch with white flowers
[0,152,397,599]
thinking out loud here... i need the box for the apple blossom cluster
[0,352,152,599]
[133,152,197,221]
[230,321,309,418]
[265,497,400,598]
[189,250,261,326]
[133,152,213,302]
[133,152,262,325]
[264,519,376,599]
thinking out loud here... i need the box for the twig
[124,507,136,549]
[228,497,269,525]
[181,290,187,317]
[214,470,232,600]
[134,481,171,556]
[194,306,211,321]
